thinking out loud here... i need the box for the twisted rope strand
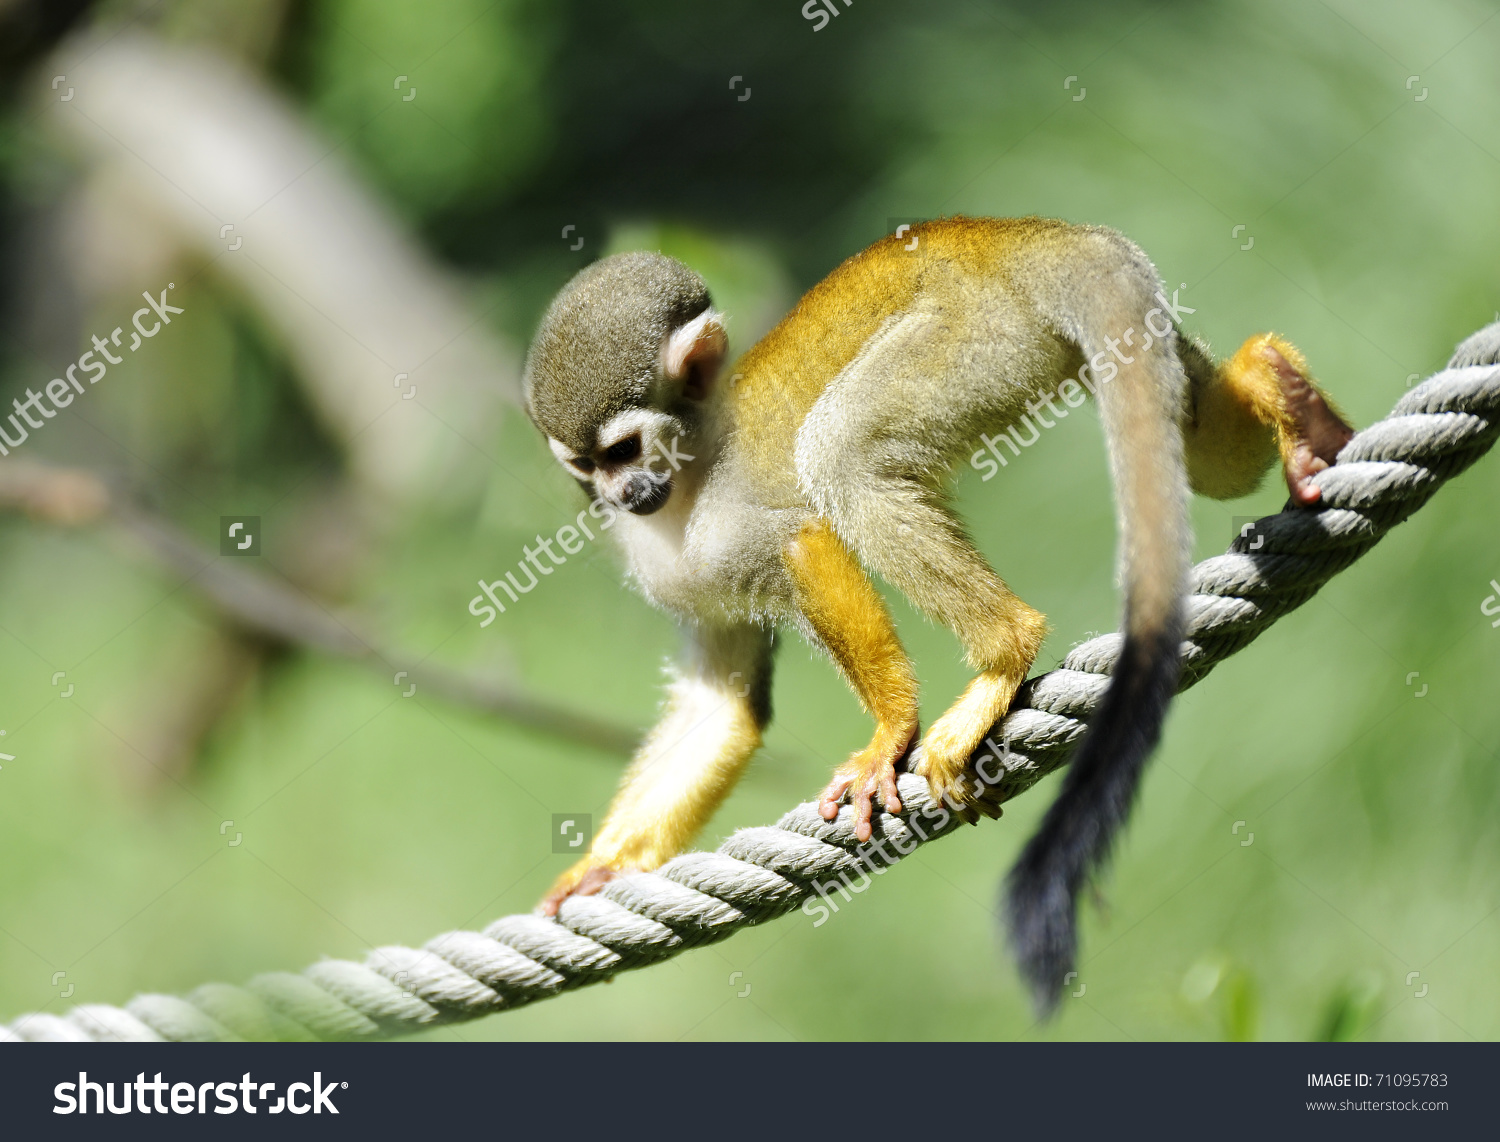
[6,329,1498,1042]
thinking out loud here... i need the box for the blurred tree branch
[0,457,639,756]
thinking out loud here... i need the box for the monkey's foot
[817,725,916,843]
[538,862,626,917]
[1261,343,1355,505]
[915,670,1019,822]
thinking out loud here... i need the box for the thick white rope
[6,326,1498,1042]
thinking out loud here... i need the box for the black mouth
[622,476,672,516]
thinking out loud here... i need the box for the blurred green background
[1,0,1497,1042]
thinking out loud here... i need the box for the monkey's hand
[538,859,632,917]
[817,722,917,843]
[915,668,1020,823]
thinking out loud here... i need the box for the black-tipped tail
[1004,623,1183,1015]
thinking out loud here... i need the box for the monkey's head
[524,251,728,517]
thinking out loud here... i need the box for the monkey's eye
[604,436,642,464]
[571,456,596,474]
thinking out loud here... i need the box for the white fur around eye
[598,408,668,454]
[548,438,582,466]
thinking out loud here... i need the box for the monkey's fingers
[942,786,983,825]
[817,772,855,822]
[915,762,987,824]
[952,789,1006,825]
[852,787,875,843]
[878,768,903,818]
[818,756,905,841]
[973,796,1004,821]
[850,772,901,842]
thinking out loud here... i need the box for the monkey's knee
[952,594,1048,677]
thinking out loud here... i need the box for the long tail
[1004,232,1192,1015]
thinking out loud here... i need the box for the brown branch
[0,459,640,756]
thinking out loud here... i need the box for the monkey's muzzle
[618,469,672,515]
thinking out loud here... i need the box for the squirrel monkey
[522,216,1352,1009]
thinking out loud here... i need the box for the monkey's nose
[621,472,672,515]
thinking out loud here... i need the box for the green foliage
[1315,974,1383,1042]
[300,0,558,217]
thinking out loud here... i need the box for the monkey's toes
[538,864,620,916]
[1286,444,1334,505]
[1261,344,1355,505]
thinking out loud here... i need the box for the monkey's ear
[663,309,727,400]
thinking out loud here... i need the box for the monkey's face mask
[546,406,690,516]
